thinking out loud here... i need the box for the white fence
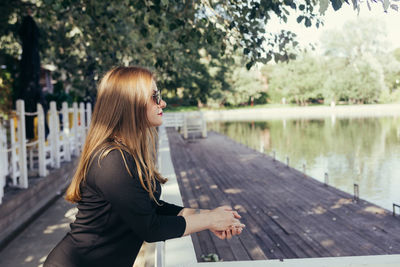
[163,112,207,139]
[0,99,91,204]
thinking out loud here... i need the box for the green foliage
[0,67,13,115]
[393,48,400,61]
[206,56,268,107]
[44,81,73,109]
[265,50,396,105]
[263,52,326,105]
[323,57,386,104]
[201,253,221,262]
[0,0,358,105]
[379,51,400,93]
[321,17,393,104]
[264,16,400,105]
[320,18,388,60]
[0,0,398,110]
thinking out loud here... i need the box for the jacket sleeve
[92,150,186,242]
[156,200,184,216]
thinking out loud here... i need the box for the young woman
[44,66,244,267]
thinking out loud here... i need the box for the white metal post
[50,101,60,168]
[62,102,71,161]
[16,99,28,188]
[37,103,47,177]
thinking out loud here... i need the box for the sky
[267,2,400,53]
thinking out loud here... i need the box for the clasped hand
[209,205,245,240]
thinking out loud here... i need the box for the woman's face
[146,80,167,127]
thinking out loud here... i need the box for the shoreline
[200,104,400,121]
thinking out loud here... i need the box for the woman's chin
[150,120,163,127]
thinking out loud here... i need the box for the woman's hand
[208,206,245,232]
[211,226,243,240]
[181,205,245,237]
[209,206,244,240]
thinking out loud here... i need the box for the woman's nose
[160,99,167,108]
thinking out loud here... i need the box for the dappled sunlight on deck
[330,198,353,209]
[321,239,335,248]
[24,255,34,262]
[308,205,327,215]
[64,207,78,219]
[224,188,243,194]
[362,206,386,215]
[43,223,70,234]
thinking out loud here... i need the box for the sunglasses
[152,89,162,105]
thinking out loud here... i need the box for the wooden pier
[166,129,400,262]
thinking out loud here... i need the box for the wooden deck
[166,128,400,262]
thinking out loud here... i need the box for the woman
[44,66,244,267]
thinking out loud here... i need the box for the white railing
[156,124,400,267]
[0,99,91,204]
[163,112,207,139]
[163,112,184,130]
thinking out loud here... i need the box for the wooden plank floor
[166,129,400,262]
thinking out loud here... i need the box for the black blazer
[45,149,186,267]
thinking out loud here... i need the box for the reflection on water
[208,117,400,210]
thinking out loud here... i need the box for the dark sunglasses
[152,89,162,105]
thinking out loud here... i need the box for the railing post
[86,102,92,133]
[73,102,79,155]
[174,113,179,130]
[259,141,264,153]
[324,172,329,186]
[16,99,28,188]
[62,102,71,161]
[10,118,18,185]
[183,114,188,139]
[155,242,165,267]
[201,113,207,138]
[393,203,400,216]
[79,102,86,146]
[37,103,47,177]
[0,120,7,204]
[50,101,60,168]
[354,184,359,202]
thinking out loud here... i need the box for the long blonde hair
[65,66,167,203]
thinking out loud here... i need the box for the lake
[208,116,400,211]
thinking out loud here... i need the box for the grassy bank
[163,102,397,113]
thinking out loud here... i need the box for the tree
[263,51,326,105]
[320,17,397,104]
[323,56,386,104]
[379,50,400,92]
[207,57,267,106]
[0,0,398,108]
[320,18,388,61]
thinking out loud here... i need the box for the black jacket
[45,149,186,267]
